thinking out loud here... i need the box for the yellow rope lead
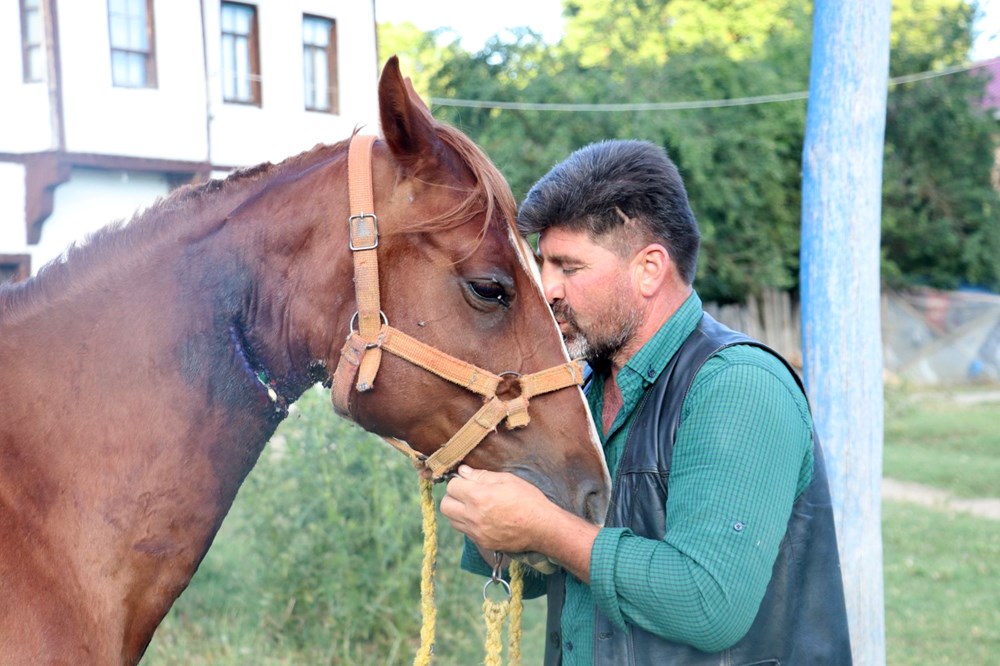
[413,475,524,666]
[414,477,437,666]
[483,558,525,666]
[508,561,524,666]
[482,594,509,666]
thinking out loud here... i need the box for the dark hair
[518,139,700,284]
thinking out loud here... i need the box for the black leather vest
[544,313,852,665]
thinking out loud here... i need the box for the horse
[0,56,610,665]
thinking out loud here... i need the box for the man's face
[537,227,642,364]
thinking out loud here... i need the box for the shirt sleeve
[589,347,814,653]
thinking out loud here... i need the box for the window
[0,255,31,284]
[303,15,337,113]
[108,0,156,88]
[20,0,44,82]
[221,2,261,105]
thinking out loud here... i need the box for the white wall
[31,168,170,273]
[58,0,210,161]
[0,0,380,269]
[0,2,54,152]
[205,0,380,167]
[0,163,28,250]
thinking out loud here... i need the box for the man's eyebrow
[541,252,573,267]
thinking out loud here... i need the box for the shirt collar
[620,290,703,388]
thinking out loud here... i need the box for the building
[0,0,380,281]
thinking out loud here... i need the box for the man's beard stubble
[552,297,642,368]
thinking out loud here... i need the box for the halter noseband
[331,134,585,480]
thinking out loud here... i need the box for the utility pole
[800,2,891,664]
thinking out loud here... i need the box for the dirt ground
[882,478,1000,521]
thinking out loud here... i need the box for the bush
[239,387,428,659]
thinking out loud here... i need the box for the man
[440,139,852,664]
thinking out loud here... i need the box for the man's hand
[440,465,550,552]
[440,464,600,582]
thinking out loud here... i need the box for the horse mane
[0,123,515,320]
[406,122,518,252]
[0,141,348,322]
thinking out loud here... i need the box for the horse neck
[0,148,355,662]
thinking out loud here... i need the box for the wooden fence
[705,289,802,368]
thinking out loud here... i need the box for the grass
[883,502,1000,664]
[881,385,1000,665]
[141,385,999,664]
[883,387,1000,497]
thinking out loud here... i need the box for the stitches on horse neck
[228,321,288,419]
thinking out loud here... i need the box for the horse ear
[403,76,431,113]
[378,55,437,169]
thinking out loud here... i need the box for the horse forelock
[427,126,568,359]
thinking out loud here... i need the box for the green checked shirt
[462,291,814,662]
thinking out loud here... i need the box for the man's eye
[562,266,580,275]
[469,280,511,308]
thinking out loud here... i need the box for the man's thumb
[457,464,482,480]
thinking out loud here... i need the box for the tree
[383,0,1000,298]
[881,0,1000,291]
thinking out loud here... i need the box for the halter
[332,134,585,480]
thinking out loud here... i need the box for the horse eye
[468,279,511,308]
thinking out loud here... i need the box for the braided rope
[413,477,437,666]
[508,561,525,665]
[482,594,509,666]
[482,559,525,666]
[413,476,525,665]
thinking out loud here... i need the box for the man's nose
[540,264,563,304]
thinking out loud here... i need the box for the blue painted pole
[800,2,891,664]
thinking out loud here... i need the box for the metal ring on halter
[483,576,513,602]
[484,550,512,601]
[349,310,389,335]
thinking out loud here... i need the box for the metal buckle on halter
[348,212,379,250]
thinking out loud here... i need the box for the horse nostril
[583,485,610,525]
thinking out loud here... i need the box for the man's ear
[632,243,671,297]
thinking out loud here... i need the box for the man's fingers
[439,493,467,521]
[457,464,485,480]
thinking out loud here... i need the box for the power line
[429,59,997,112]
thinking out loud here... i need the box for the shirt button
[549,632,560,648]
[646,367,655,378]
[565,640,574,652]
[733,521,745,532]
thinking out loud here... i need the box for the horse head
[331,58,611,533]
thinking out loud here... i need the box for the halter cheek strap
[332,134,585,480]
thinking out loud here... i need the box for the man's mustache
[551,301,578,330]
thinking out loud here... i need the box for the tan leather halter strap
[332,134,585,479]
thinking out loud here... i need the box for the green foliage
[434,38,810,302]
[562,0,811,65]
[391,0,1000,300]
[882,1,1000,291]
[376,22,465,102]
[239,394,427,655]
